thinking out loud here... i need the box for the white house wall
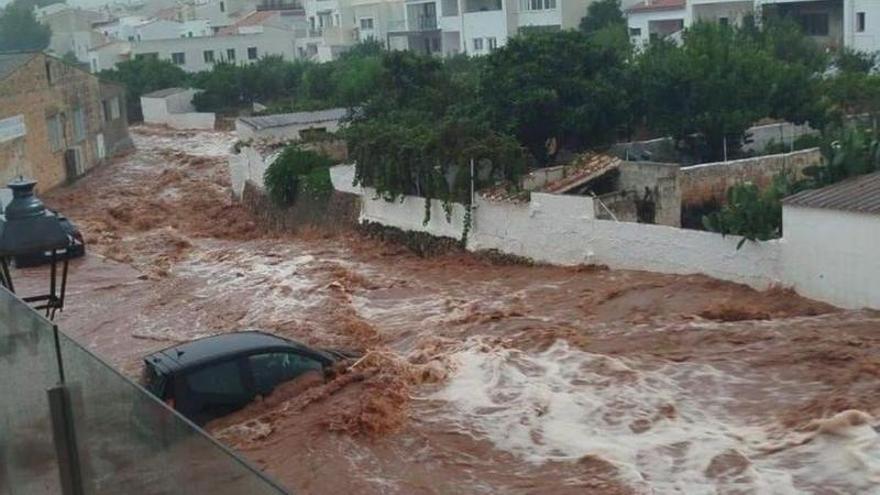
[627,8,690,47]
[321,164,880,310]
[129,27,297,72]
[782,205,880,310]
[462,10,509,53]
[844,0,880,53]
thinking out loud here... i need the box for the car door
[178,358,253,424]
[246,351,324,397]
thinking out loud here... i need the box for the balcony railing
[415,15,438,30]
[0,286,289,495]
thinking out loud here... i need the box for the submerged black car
[142,331,356,425]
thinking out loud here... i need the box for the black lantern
[0,178,72,319]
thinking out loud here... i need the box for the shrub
[263,146,335,206]
[702,174,794,248]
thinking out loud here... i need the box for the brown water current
[14,125,880,494]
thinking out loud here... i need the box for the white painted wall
[326,164,782,289]
[462,10,509,53]
[844,0,880,54]
[783,205,880,310]
[165,112,216,130]
[626,7,690,48]
[142,90,215,129]
[88,26,299,74]
[318,164,879,309]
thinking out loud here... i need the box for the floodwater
[16,126,880,494]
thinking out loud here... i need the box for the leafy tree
[481,30,632,162]
[579,0,624,34]
[702,174,794,248]
[835,48,877,74]
[99,57,189,121]
[705,125,880,248]
[805,125,880,187]
[191,62,242,112]
[637,22,825,161]
[61,51,79,64]
[263,145,335,205]
[346,50,527,219]
[0,1,50,52]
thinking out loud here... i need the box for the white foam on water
[176,246,322,322]
[429,339,880,494]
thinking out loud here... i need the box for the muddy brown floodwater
[14,125,880,494]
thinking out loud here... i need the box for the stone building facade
[0,52,132,199]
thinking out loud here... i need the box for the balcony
[414,14,438,30]
[463,0,501,13]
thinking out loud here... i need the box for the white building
[37,5,110,63]
[141,87,216,129]
[297,0,594,60]
[782,171,880,310]
[626,0,687,46]
[383,0,596,57]
[89,25,299,73]
[235,107,348,140]
[627,0,880,53]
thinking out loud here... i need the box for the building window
[487,37,497,51]
[360,17,374,30]
[102,100,111,122]
[47,114,63,152]
[247,47,258,60]
[226,48,236,61]
[204,50,215,63]
[220,1,225,12]
[629,27,641,37]
[799,13,829,36]
[473,38,483,51]
[171,52,186,65]
[857,12,866,33]
[110,97,121,120]
[520,0,554,11]
[719,16,729,27]
[73,107,86,143]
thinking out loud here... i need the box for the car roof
[145,330,324,375]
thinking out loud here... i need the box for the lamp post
[0,178,73,320]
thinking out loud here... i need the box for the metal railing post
[47,385,84,495]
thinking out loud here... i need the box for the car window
[185,360,246,397]
[249,352,323,394]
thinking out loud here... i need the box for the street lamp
[0,178,72,319]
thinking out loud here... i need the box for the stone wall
[678,148,822,207]
[0,54,130,193]
[241,181,360,234]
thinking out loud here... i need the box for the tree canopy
[0,0,51,52]
[579,0,625,34]
[636,22,826,161]
[99,57,188,120]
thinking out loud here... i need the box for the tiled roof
[626,0,685,14]
[238,108,348,130]
[142,87,190,98]
[783,172,880,215]
[0,52,39,81]
[217,10,277,34]
[541,153,622,194]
